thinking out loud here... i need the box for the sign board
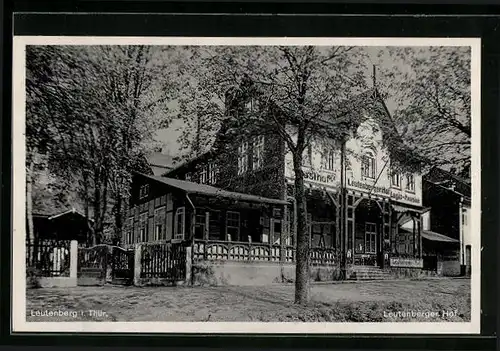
[390,257,423,268]
[347,178,421,206]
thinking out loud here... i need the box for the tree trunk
[293,151,309,305]
[26,158,36,265]
[114,193,123,246]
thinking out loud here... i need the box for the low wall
[439,260,461,277]
[38,277,77,288]
[192,260,342,286]
[386,267,438,279]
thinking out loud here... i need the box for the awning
[392,204,430,214]
[138,173,289,206]
[421,230,459,243]
[400,228,458,243]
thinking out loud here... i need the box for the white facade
[284,118,423,206]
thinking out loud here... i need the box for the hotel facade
[122,89,461,281]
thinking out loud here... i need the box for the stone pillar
[133,243,142,286]
[185,246,192,285]
[70,240,78,279]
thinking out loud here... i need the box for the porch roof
[401,228,459,243]
[139,173,289,206]
[422,230,459,243]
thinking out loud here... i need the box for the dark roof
[401,228,459,243]
[137,172,288,205]
[33,208,92,222]
[147,153,176,169]
[162,151,213,177]
[424,166,471,199]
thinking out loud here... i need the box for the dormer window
[208,161,218,184]
[139,184,149,199]
[200,166,208,184]
[405,173,415,192]
[361,153,376,179]
[245,98,257,112]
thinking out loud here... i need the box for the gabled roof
[136,172,288,205]
[33,208,92,222]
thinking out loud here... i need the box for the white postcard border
[12,36,481,334]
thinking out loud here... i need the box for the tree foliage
[176,46,373,304]
[26,45,177,245]
[377,47,471,175]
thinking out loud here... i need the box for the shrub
[26,267,42,289]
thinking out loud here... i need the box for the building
[29,208,91,243]
[147,152,176,176]
[423,167,471,275]
[123,87,464,281]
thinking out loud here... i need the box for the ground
[26,278,471,322]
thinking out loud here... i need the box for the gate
[110,247,134,285]
[77,244,134,286]
[77,245,108,286]
[140,242,187,284]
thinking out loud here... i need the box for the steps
[348,265,394,281]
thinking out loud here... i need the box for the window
[391,169,401,188]
[209,210,221,240]
[226,211,240,241]
[303,145,313,167]
[174,207,185,240]
[237,141,249,175]
[208,161,218,184]
[322,149,336,171]
[195,211,206,239]
[200,166,208,184]
[139,184,149,199]
[361,155,376,179]
[126,218,134,244]
[139,213,148,242]
[252,135,265,170]
[154,207,165,241]
[462,209,467,226]
[405,173,415,192]
[245,98,257,112]
[365,223,377,254]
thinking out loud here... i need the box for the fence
[111,247,135,281]
[193,239,338,266]
[26,239,72,277]
[140,242,187,282]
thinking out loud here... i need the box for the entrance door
[365,222,377,254]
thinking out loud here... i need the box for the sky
[153,47,415,157]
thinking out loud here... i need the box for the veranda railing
[193,239,338,266]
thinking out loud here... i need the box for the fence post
[134,243,142,286]
[70,240,78,280]
[185,246,192,285]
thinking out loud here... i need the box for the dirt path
[26,278,471,322]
